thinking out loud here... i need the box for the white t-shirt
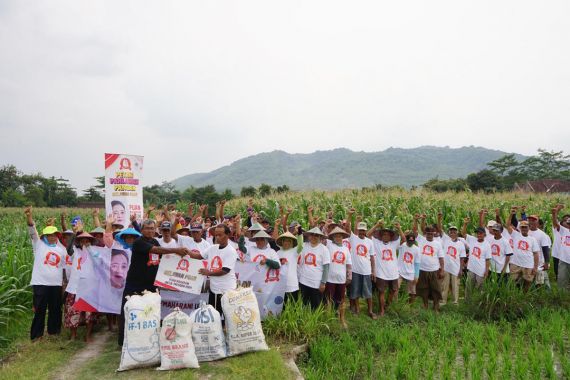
[509,230,540,269]
[29,226,66,286]
[502,229,514,250]
[398,243,421,281]
[529,229,551,269]
[552,227,560,259]
[465,235,492,277]
[416,235,444,272]
[372,238,400,281]
[157,237,179,249]
[278,247,299,292]
[247,245,280,264]
[177,235,212,257]
[326,241,352,284]
[485,234,513,273]
[65,248,88,295]
[555,225,570,265]
[201,244,238,294]
[349,233,375,275]
[441,233,467,276]
[298,243,330,289]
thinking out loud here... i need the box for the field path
[49,331,112,380]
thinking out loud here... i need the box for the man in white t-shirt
[368,221,403,316]
[438,221,467,306]
[298,227,330,310]
[24,206,66,341]
[552,205,570,291]
[485,223,513,280]
[325,226,352,328]
[528,215,551,287]
[346,209,377,319]
[187,224,238,317]
[397,230,422,304]
[506,208,540,291]
[462,220,491,299]
[416,224,445,311]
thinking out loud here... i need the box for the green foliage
[422,177,468,192]
[240,186,257,197]
[466,169,503,192]
[263,297,336,344]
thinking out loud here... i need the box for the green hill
[171,146,525,191]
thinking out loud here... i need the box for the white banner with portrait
[104,153,144,226]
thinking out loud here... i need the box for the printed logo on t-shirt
[518,240,529,251]
[304,253,317,266]
[176,258,190,272]
[77,257,83,270]
[211,256,223,270]
[265,268,280,283]
[65,255,73,266]
[491,244,500,256]
[446,246,457,259]
[381,249,394,261]
[509,239,514,249]
[343,240,351,251]
[147,253,160,266]
[297,255,302,265]
[472,247,482,259]
[332,251,346,264]
[43,252,61,267]
[252,254,266,263]
[564,236,570,246]
[422,245,434,257]
[402,251,413,264]
[356,244,368,257]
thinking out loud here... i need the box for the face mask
[42,236,57,247]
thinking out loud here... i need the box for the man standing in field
[416,215,445,311]
[462,218,492,299]
[346,208,377,319]
[506,208,540,291]
[437,212,466,306]
[527,214,552,288]
[24,206,66,341]
[552,205,570,291]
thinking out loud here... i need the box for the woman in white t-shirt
[298,227,330,310]
[276,231,303,308]
[325,226,352,328]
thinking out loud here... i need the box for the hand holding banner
[154,254,206,294]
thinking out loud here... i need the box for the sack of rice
[221,287,268,356]
[189,301,227,362]
[118,291,161,371]
[157,307,199,370]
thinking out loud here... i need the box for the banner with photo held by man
[104,153,144,226]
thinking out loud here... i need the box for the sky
[1,0,569,192]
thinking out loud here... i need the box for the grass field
[1,189,569,379]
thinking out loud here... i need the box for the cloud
[0,0,569,191]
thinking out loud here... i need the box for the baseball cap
[357,222,367,230]
[160,221,172,230]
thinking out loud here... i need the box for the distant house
[514,179,570,193]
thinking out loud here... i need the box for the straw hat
[90,227,105,235]
[249,222,266,232]
[276,231,298,248]
[327,226,349,239]
[252,230,272,240]
[76,232,95,241]
[304,227,324,237]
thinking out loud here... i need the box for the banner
[234,261,288,319]
[74,246,127,314]
[104,153,144,226]
[160,289,208,319]
[154,255,206,294]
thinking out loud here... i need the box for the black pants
[118,285,156,346]
[554,257,560,280]
[209,291,224,322]
[283,290,299,311]
[299,283,323,310]
[31,285,62,340]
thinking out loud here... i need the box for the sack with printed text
[157,307,199,370]
[189,301,227,362]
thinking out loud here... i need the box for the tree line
[422,149,570,193]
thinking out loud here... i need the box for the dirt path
[49,331,112,380]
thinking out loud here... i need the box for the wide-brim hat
[252,230,272,240]
[327,226,349,239]
[76,232,95,241]
[90,227,105,235]
[304,227,325,237]
[276,231,298,248]
[40,226,62,240]
[249,222,266,232]
[116,228,142,240]
[62,229,74,235]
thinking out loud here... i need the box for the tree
[466,170,502,192]
[422,177,468,192]
[487,154,521,177]
[258,183,273,197]
[240,186,257,198]
[520,149,570,180]
[275,185,290,193]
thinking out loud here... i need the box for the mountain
[171,146,526,192]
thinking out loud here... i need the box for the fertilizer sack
[189,302,227,362]
[222,287,268,356]
[157,308,199,370]
[118,291,161,371]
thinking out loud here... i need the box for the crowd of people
[24,200,570,343]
